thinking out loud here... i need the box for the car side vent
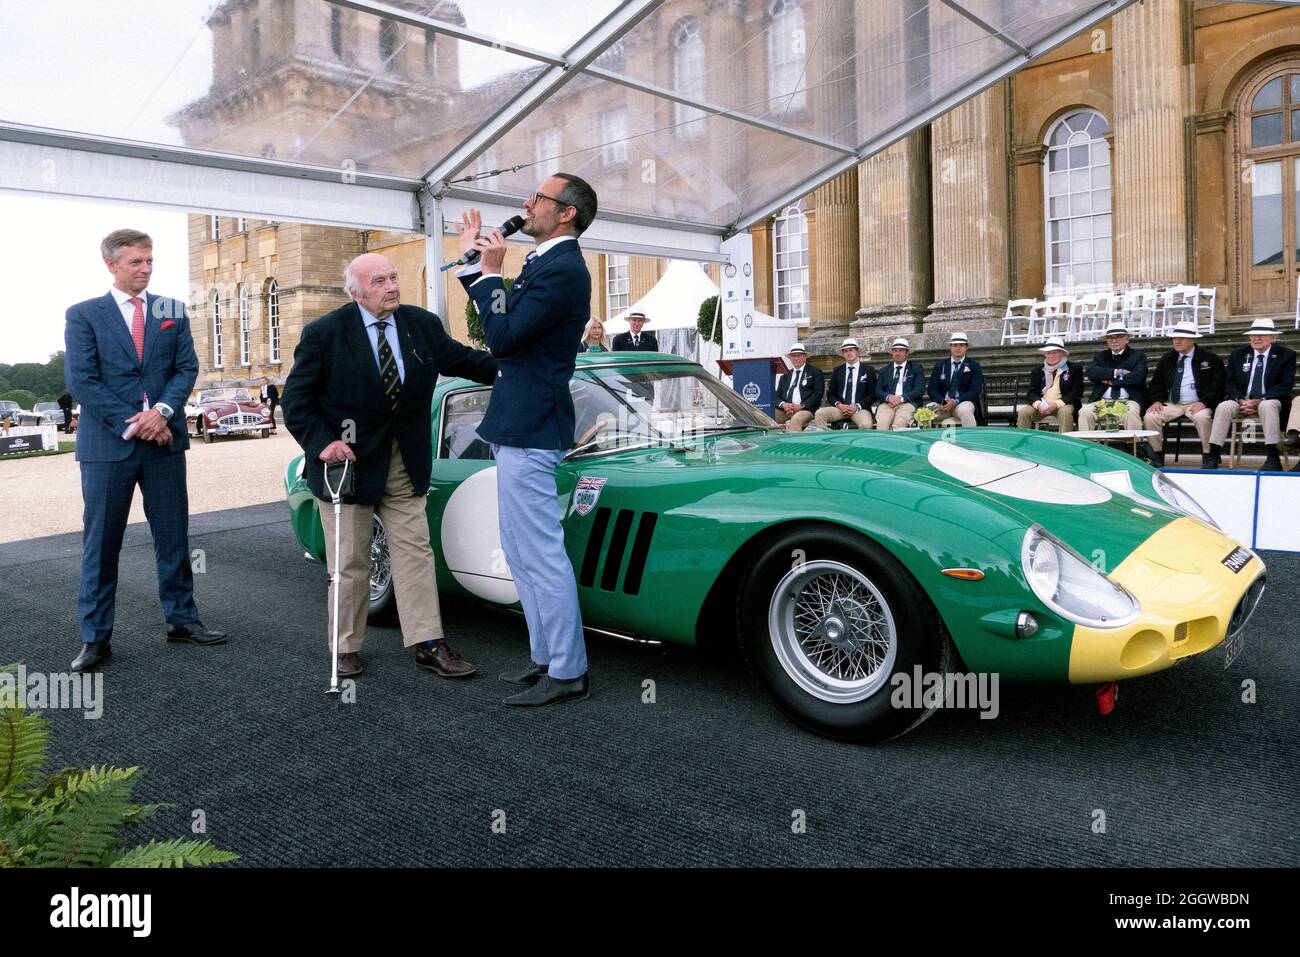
[762,444,826,459]
[600,509,636,591]
[579,507,612,588]
[622,513,659,596]
[831,447,910,468]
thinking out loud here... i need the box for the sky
[0,195,190,365]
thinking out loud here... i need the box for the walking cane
[323,460,351,696]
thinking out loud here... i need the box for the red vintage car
[185,388,273,443]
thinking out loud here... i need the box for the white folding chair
[1029,296,1074,342]
[1193,285,1217,336]
[1122,288,1160,338]
[1161,285,1198,335]
[1074,292,1112,341]
[1002,299,1037,345]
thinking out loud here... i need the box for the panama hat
[1102,322,1131,338]
[948,332,969,345]
[1038,336,1069,354]
[889,338,911,351]
[1167,323,1202,339]
[789,342,807,354]
[1243,318,1280,336]
[839,338,861,352]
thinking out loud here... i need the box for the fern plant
[0,664,238,868]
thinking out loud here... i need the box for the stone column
[927,83,1010,345]
[1111,0,1189,286]
[805,171,861,354]
[850,131,932,355]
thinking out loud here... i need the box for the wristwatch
[154,403,174,421]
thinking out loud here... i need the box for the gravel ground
[0,426,302,544]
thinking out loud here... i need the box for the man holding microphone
[455,173,597,707]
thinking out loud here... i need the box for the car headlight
[1021,526,1139,629]
[1152,472,1218,529]
[207,412,218,421]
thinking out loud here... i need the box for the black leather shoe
[1283,430,1300,450]
[1261,453,1283,472]
[71,641,111,672]
[499,661,548,686]
[1201,453,1221,470]
[1137,441,1163,467]
[503,673,589,707]
[166,620,228,645]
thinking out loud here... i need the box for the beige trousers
[933,401,977,428]
[1210,399,1282,446]
[1017,403,1076,433]
[1287,400,1300,435]
[1143,403,1213,452]
[775,407,815,431]
[813,405,875,430]
[875,402,916,431]
[321,439,443,654]
[1079,399,1142,431]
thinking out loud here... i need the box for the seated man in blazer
[873,338,926,431]
[281,253,497,680]
[813,338,875,430]
[1017,337,1083,433]
[1078,323,1148,431]
[1140,322,1225,467]
[774,342,823,432]
[1204,317,1296,471]
[927,332,983,428]
[611,311,658,352]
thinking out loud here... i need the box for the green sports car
[284,352,1266,742]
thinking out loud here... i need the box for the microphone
[441,215,525,271]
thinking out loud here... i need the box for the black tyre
[738,525,953,743]
[366,515,398,626]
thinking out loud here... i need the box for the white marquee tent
[0,0,1143,319]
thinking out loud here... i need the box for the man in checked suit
[64,229,227,673]
[281,253,496,679]
[874,338,926,431]
[773,342,824,431]
[814,337,876,430]
[455,172,598,707]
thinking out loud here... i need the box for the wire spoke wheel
[768,559,898,704]
[368,516,392,603]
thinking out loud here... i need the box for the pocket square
[161,319,176,330]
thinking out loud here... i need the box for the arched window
[211,290,223,368]
[773,201,809,322]
[238,284,250,367]
[266,280,281,363]
[673,19,706,141]
[768,0,807,113]
[1237,62,1300,313]
[1043,109,1112,291]
[330,8,344,59]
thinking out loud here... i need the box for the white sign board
[720,233,755,360]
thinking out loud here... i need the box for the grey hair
[101,228,152,262]
[342,261,362,298]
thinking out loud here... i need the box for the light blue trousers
[493,445,587,680]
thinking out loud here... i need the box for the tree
[0,390,37,411]
[697,295,722,345]
[463,277,516,345]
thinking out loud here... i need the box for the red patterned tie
[130,296,148,405]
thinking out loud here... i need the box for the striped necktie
[375,321,401,411]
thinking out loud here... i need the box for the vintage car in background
[19,401,66,427]
[186,388,273,443]
[284,352,1267,743]
[0,400,28,426]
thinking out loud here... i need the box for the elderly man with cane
[282,253,496,683]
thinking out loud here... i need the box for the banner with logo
[720,233,756,360]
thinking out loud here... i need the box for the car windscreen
[569,365,774,455]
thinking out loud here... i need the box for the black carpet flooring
[1,505,1296,867]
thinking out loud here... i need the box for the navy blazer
[874,360,926,406]
[1026,362,1085,411]
[826,363,877,409]
[1148,347,1225,409]
[928,356,984,405]
[281,302,496,505]
[775,363,825,413]
[64,292,198,463]
[611,330,658,352]
[1086,347,1149,405]
[461,240,590,450]
[1224,344,1296,403]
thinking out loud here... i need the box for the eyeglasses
[528,191,573,208]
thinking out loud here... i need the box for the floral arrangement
[1094,399,1128,431]
[913,402,941,428]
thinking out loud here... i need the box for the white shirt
[1108,351,1130,400]
[459,234,576,286]
[110,285,149,333]
[843,363,860,406]
[358,303,405,384]
[892,363,906,397]
[1174,347,1199,405]
[788,366,804,405]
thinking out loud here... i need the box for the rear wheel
[738,526,953,743]
[367,516,397,626]
[201,422,213,444]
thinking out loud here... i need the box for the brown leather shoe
[415,642,477,678]
[337,652,363,677]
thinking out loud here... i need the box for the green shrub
[697,295,722,345]
[464,277,516,345]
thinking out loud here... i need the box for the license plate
[1224,630,1246,670]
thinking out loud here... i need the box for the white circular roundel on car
[440,467,519,605]
[927,441,1111,506]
